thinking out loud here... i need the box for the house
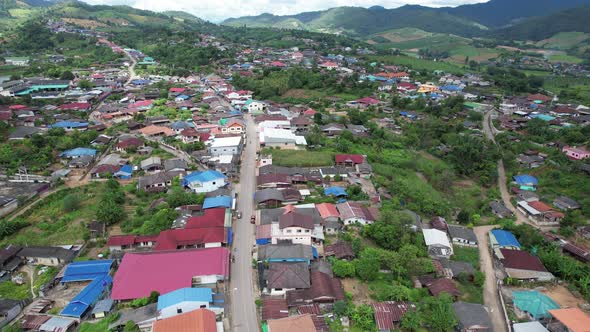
[324,242,354,260]
[321,123,345,136]
[59,259,114,283]
[202,196,232,210]
[4,57,29,66]
[447,225,477,247]
[0,196,18,218]
[60,274,112,318]
[517,154,545,169]
[553,196,580,210]
[422,229,453,257]
[517,201,564,226]
[260,128,307,148]
[430,216,448,231]
[0,245,23,274]
[285,271,345,307]
[208,136,242,156]
[512,290,558,320]
[489,230,521,250]
[512,322,549,332]
[336,201,379,226]
[17,246,76,266]
[152,308,217,332]
[180,128,203,144]
[220,118,245,134]
[266,314,316,332]
[137,171,179,192]
[265,262,310,295]
[549,308,590,332]
[255,189,285,208]
[115,137,144,152]
[164,159,188,173]
[271,212,314,245]
[244,99,266,113]
[91,299,113,319]
[490,200,513,218]
[111,248,229,300]
[139,125,175,138]
[257,174,291,189]
[316,203,339,223]
[154,227,227,250]
[258,244,314,265]
[426,278,460,298]
[38,317,77,332]
[261,297,289,321]
[8,126,43,140]
[109,303,157,331]
[182,170,227,193]
[562,146,590,160]
[372,301,415,332]
[452,301,492,332]
[499,249,554,281]
[60,147,97,159]
[157,287,222,319]
[0,300,25,328]
[324,186,347,198]
[140,157,163,172]
[513,174,539,189]
[106,235,158,251]
[335,154,364,167]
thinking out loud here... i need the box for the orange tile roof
[316,203,339,219]
[549,308,590,332]
[267,314,317,332]
[140,125,174,137]
[153,309,216,332]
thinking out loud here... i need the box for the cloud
[80,0,488,22]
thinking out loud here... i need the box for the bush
[332,260,356,278]
[62,194,81,212]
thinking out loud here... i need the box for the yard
[262,148,335,167]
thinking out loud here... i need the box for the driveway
[230,114,259,331]
[474,225,508,332]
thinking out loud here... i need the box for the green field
[536,32,590,50]
[365,55,464,75]
[548,54,584,64]
[262,148,335,167]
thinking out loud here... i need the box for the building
[422,229,453,257]
[111,248,229,300]
[548,308,590,332]
[0,300,24,328]
[137,172,179,193]
[4,57,30,66]
[452,301,492,332]
[285,271,345,307]
[208,136,242,156]
[271,212,315,245]
[499,249,554,281]
[61,274,112,318]
[489,229,521,251]
[265,262,310,296]
[0,196,18,218]
[562,146,590,160]
[266,314,316,332]
[336,201,379,226]
[447,225,477,247]
[157,287,222,319]
[109,303,157,331]
[17,246,76,266]
[182,170,227,193]
[512,322,549,332]
[258,244,314,265]
[553,196,580,210]
[490,201,513,218]
[372,301,415,332]
[152,308,218,332]
[260,128,307,148]
[335,154,365,167]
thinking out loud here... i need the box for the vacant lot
[263,148,335,167]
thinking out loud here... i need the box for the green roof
[512,290,559,319]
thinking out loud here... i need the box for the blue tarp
[228,228,233,245]
[530,114,555,122]
[312,247,318,259]
[157,287,212,310]
[114,164,133,179]
[513,174,539,186]
[256,238,270,245]
[61,260,114,283]
[61,274,112,318]
[59,148,97,158]
[325,186,347,197]
[440,85,463,92]
[203,196,232,209]
[490,229,521,248]
[50,121,88,129]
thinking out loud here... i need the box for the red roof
[528,93,552,102]
[262,297,289,320]
[154,227,226,251]
[9,104,27,110]
[129,100,153,109]
[93,164,119,174]
[356,97,380,105]
[500,249,547,272]
[116,137,144,149]
[169,87,186,93]
[112,248,229,300]
[427,278,461,297]
[528,201,553,213]
[335,154,364,164]
[303,108,317,116]
[59,102,91,111]
[106,235,136,246]
[316,203,339,219]
[270,61,286,67]
[373,302,415,330]
[0,111,11,121]
[186,208,226,229]
[397,82,417,90]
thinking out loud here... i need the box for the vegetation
[261,148,335,167]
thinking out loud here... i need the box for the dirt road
[474,225,508,332]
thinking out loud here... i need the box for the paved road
[122,48,138,86]
[230,114,259,332]
[474,225,507,332]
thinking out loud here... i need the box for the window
[286,230,292,233]
[177,308,183,314]
[305,229,310,233]
[212,182,216,185]
[297,229,302,233]
[200,305,207,308]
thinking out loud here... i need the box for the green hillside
[223,5,487,38]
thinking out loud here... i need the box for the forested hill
[492,5,590,41]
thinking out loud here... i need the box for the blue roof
[203,196,232,209]
[182,170,226,186]
[490,229,521,248]
[512,291,559,319]
[116,164,133,175]
[440,85,462,91]
[157,287,212,310]
[169,121,192,130]
[59,147,97,158]
[513,174,539,186]
[530,114,555,122]
[50,121,89,129]
[61,274,112,318]
[62,260,114,283]
[324,186,347,197]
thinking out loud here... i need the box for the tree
[333,300,347,316]
[62,194,81,212]
[354,256,379,281]
[60,70,75,80]
[457,210,470,225]
[401,308,422,331]
[332,260,355,278]
[350,304,375,331]
[78,80,94,90]
[96,199,125,225]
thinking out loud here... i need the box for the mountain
[163,10,205,24]
[493,5,590,41]
[223,5,487,37]
[445,0,590,27]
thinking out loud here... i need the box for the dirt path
[474,225,508,332]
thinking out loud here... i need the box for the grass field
[8,8,33,18]
[548,54,584,64]
[262,148,335,167]
[536,32,590,50]
[366,55,464,75]
[543,76,590,103]
[452,246,480,269]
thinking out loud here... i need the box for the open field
[365,55,464,74]
[548,54,584,64]
[262,148,335,167]
[536,32,590,50]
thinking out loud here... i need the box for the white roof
[517,201,540,215]
[513,322,549,332]
[258,120,291,129]
[209,136,242,148]
[299,189,311,196]
[209,154,234,164]
[260,128,307,145]
[422,229,451,248]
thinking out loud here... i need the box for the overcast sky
[80,0,488,23]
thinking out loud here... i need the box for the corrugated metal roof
[157,287,213,310]
[372,301,415,330]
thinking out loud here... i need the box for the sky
[80,0,489,23]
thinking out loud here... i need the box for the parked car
[236,211,242,219]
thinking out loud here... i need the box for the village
[0,15,588,332]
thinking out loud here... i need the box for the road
[230,114,259,332]
[474,225,508,332]
[122,48,138,86]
